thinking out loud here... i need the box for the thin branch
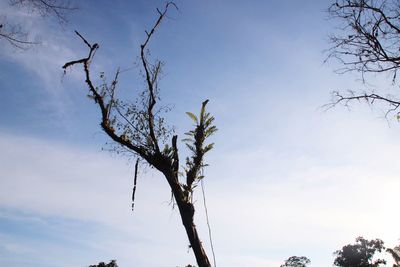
[9,0,77,24]
[327,0,400,81]
[326,0,400,116]
[140,2,177,154]
[74,30,91,48]
[1,0,76,49]
[0,22,38,48]
[62,31,150,162]
[324,90,400,117]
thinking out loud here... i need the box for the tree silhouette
[326,0,400,117]
[88,260,118,267]
[281,256,311,267]
[63,3,216,267]
[333,237,386,267]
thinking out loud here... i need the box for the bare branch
[324,90,400,118]
[1,0,76,49]
[326,0,400,116]
[327,0,400,81]
[0,20,38,48]
[74,30,91,48]
[62,31,150,162]
[140,2,178,154]
[9,0,77,24]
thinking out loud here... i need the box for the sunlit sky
[1,1,399,266]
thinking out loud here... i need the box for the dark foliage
[333,237,386,267]
[281,256,311,267]
[88,260,118,267]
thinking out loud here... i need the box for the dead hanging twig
[131,158,139,211]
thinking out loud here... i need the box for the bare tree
[0,0,76,48]
[63,3,216,267]
[326,0,400,117]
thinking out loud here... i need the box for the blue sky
[1,0,399,266]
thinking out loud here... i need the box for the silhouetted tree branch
[326,0,400,116]
[0,0,76,48]
[63,3,216,267]
[10,0,76,24]
[0,21,35,49]
[387,245,400,267]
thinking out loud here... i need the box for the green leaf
[186,112,198,123]
[205,126,217,137]
[200,99,209,125]
[184,131,194,137]
[185,143,196,152]
[204,143,214,153]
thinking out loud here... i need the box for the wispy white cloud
[1,98,400,266]
[3,242,35,254]
[0,131,201,266]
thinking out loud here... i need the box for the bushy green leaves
[183,99,217,195]
[183,100,217,151]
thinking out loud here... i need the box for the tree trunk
[165,173,212,267]
[177,200,211,267]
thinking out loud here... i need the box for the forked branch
[62,32,151,161]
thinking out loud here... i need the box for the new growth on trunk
[63,3,216,267]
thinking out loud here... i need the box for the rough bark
[164,170,211,267]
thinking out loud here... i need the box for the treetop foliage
[333,237,386,267]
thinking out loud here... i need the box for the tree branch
[327,0,400,81]
[62,31,150,162]
[140,2,177,154]
[325,90,400,118]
